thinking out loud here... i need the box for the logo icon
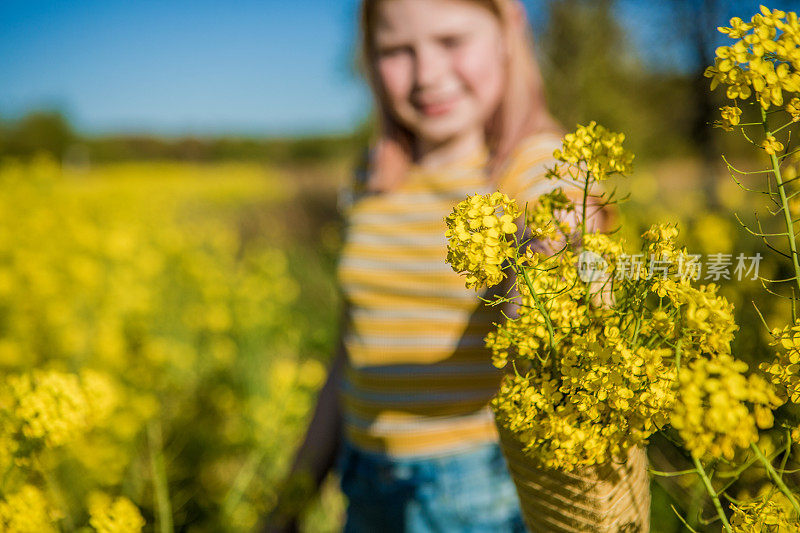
[577,251,608,283]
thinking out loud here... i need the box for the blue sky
[0,0,368,135]
[1,1,796,136]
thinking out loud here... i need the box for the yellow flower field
[0,155,343,532]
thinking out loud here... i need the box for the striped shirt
[335,131,574,458]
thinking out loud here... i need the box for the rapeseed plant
[446,12,800,522]
[446,122,762,476]
[0,157,322,531]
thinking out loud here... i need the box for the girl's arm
[258,305,349,533]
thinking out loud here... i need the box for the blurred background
[2,0,800,531]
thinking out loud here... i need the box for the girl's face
[372,0,506,148]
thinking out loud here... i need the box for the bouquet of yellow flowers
[445,122,783,531]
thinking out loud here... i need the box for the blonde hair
[358,0,562,192]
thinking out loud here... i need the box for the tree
[4,111,74,159]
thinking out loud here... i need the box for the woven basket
[496,424,651,533]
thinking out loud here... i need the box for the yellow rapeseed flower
[705,6,800,110]
[730,489,799,532]
[448,123,741,473]
[718,105,743,130]
[553,121,634,179]
[761,134,785,155]
[760,318,800,404]
[87,491,145,533]
[0,485,61,532]
[787,97,800,121]
[671,354,781,460]
[525,188,575,240]
[9,370,92,448]
[445,192,520,289]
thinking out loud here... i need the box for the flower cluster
[730,491,800,532]
[552,121,634,179]
[582,232,625,260]
[445,192,520,290]
[693,5,800,531]
[523,187,576,241]
[5,370,117,449]
[670,354,781,460]
[487,242,742,470]
[760,318,800,403]
[484,248,586,370]
[449,123,755,472]
[665,282,738,356]
[491,326,676,470]
[0,485,61,533]
[446,118,800,494]
[705,6,800,109]
[640,223,684,276]
[87,492,146,533]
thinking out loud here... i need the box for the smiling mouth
[415,95,461,117]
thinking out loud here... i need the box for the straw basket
[496,424,651,533]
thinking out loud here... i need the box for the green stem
[648,467,697,477]
[148,419,174,533]
[692,455,733,533]
[671,504,701,533]
[770,118,796,136]
[761,107,800,298]
[630,292,645,349]
[750,442,800,517]
[581,173,590,240]
[517,262,557,356]
[39,457,74,531]
[580,175,591,311]
[222,448,267,520]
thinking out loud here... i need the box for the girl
[263,0,611,531]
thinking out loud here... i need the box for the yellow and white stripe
[336,132,566,458]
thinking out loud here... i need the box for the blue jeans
[335,439,527,532]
